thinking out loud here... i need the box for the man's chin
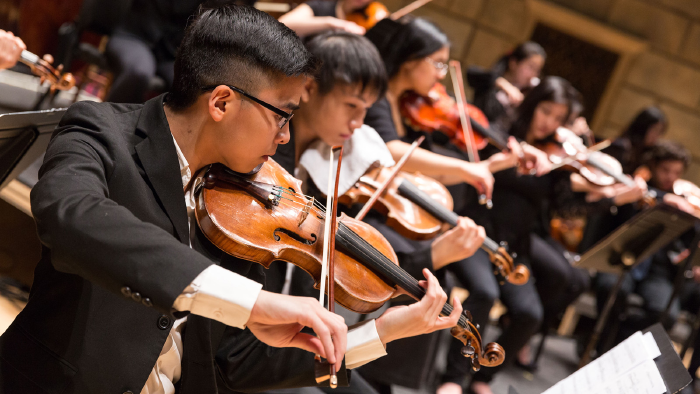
[224,160,264,174]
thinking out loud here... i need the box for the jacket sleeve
[30,102,213,315]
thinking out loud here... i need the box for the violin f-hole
[273,228,318,245]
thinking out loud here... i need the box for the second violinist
[270,30,490,393]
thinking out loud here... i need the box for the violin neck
[336,222,469,328]
[469,119,508,151]
[585,152,660,202]
[395,178,501,253]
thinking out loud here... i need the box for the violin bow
[449,60,493,209]
[390,0,433,20]
[316,145,344,389]
[354,135,425,221]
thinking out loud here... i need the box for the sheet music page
[590,359,666,394]
[542,331,665,394]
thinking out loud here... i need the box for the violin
[673,179,700,217]
[194,159,505,371]
[635,166,700,216]
[345,2,389,29]
[401,83,506,153]
[346,0,433,30]
[341,165,530,285]
[18,50,75,92]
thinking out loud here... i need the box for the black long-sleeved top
[466,66,516,135]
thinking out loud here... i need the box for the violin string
[265,184,472,329]
[273,186,328,214]
[336,223,470,328]
[275,190,471,327]
[277,197,327,217]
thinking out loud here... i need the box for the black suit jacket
[0,95,346,394]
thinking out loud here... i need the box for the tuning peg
[461,339,476,357]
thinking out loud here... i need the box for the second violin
[342,165,530,285]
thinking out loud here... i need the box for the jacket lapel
[134,95,190,244]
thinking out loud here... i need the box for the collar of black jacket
[134,94,190,245]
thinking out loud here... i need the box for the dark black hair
[167,5,320,111]
[621,106,667,147]
[569,87,584,118]
[305,31,387,97]
[365,16,449,79]
[509,76,574,140]
[492,41,547,76]
[643,140,691,169]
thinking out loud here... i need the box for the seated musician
[604,106,668,175]
[263,30,482,393]
[279,0,378,36]
[595,140,696,351]
[0,6,458,393]
[280,30,487,282]
[0,29,25,70]
[467,42,547,134]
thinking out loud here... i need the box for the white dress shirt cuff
[172,265,263,329]
[345,319,387,369]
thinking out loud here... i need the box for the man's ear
[301,78,317,103]
[208,86,237,122]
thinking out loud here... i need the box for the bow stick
[355,135,425,221]
[315,145,344,388]
[449,60,493,209]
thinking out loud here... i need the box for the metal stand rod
[662,231,700,324]
[527,325,549,371]
[579,270,628,368]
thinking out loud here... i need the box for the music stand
[576,204,698,368]
[670,230,700,361]
[0,108,65,189]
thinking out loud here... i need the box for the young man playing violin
[1,6,460,394]
[269,28,487,394]
[277,32,487,276]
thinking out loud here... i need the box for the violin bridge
[298,197,314,226]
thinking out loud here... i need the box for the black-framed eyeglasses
[201,84,294,129]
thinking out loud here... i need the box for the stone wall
[382,0,700,183]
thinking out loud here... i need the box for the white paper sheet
[541,331,666,394]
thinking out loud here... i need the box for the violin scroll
[485,245,530,286]
[509,264,531,286]
[450,320,505,371]
[19,50,76,92]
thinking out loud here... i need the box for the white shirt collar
[172,136,191,190]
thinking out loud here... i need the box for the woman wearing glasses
[357,17,556,394]
[467,42,547,135]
